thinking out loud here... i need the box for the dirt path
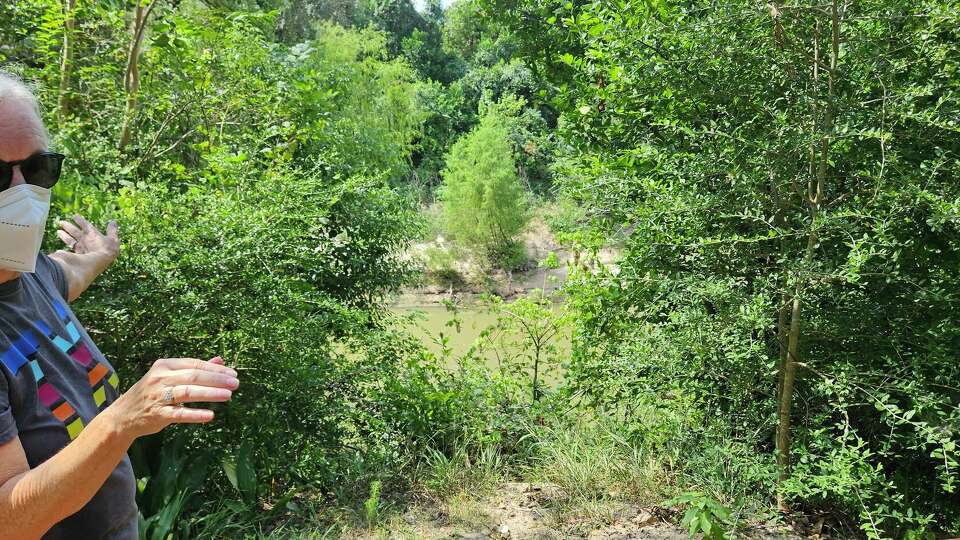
[347,483,688,540]
[342,482,807,540]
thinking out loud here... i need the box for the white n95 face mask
[0,184,51,273]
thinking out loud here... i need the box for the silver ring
[162,387,175,404]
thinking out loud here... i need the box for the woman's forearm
[48,251,113,302]
[0,356,236,539]
[0,411,132,540]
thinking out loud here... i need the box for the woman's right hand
[102,356,239,441]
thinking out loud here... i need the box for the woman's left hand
[56,214,119,264]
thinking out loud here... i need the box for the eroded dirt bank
[396,218,620,308]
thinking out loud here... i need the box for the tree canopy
[2,0,958,537]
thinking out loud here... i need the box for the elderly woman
[0,72,240,539]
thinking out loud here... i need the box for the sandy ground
[342,483,804,540]
[342,482,686,540]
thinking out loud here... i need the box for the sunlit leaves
[499,0,960,532]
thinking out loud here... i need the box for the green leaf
[688,510,700,537]
[236,443,257,503]
[222,460,239,493]
[700,514,712,536]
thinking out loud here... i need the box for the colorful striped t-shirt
[0,252,136,539]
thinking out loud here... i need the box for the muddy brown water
[391,303,570,384]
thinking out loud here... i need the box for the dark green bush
[65,165,419,491]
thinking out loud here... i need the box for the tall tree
[57,0,78,119]
[118,0,158,150]
[440,104,529,265]
[774,0,842,509]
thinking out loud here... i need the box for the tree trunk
[532,351,540,403]
[119,1,157,150]
[775,0,839,511]
[57,0,78,119]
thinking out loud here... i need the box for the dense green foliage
[487,0,960,535]
[3,0,959,537]
[1,0,474,534]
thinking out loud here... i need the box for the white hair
[0,69,49,144]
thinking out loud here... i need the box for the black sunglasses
[0,152,65,192]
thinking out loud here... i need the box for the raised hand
[50,215,122,301]
[57,215,119,264]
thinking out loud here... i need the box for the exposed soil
[343,483,804,540]
[343,482,686,540]
[396,218,620,308]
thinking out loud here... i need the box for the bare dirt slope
[398,216,620,307]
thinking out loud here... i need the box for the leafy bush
[489,0,960,534]
[131,433,214,540]
[440,103,530,267]
[477,292,569,403]
[487,238,529,272]
[422,245,466,288]
[69,165,420,492]
[18,5,446,529]
[666,492,732,540]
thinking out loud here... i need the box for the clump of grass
[364,480,383,527]
[523,418,673,521]
[419,443,506,499]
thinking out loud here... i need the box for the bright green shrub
[422,246,465,288]
[440,104,530,267]
[18,2,439,525]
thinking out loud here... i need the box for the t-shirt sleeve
[0,373,17,446]
[35,252,70,301]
